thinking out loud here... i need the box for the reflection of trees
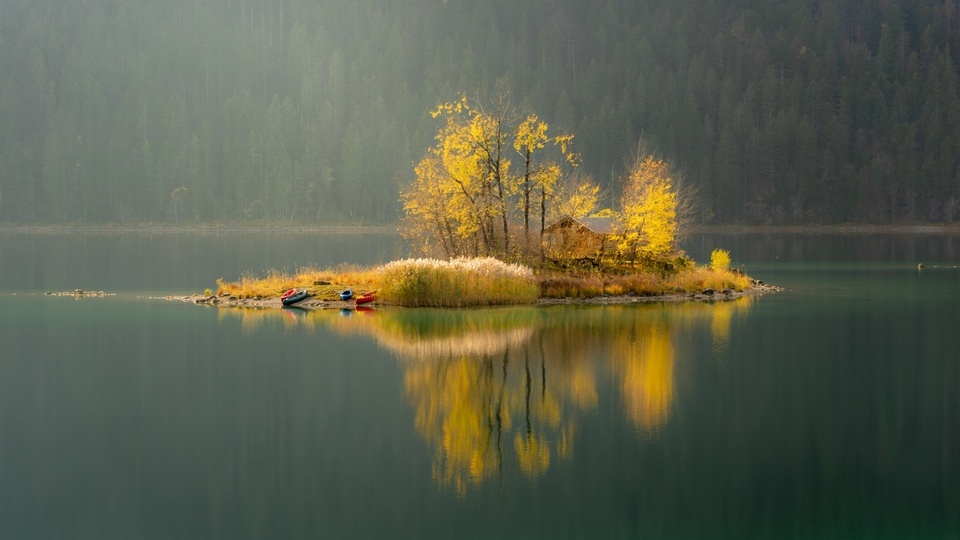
[219,299,754,492]
[610,320,674,432]
[402,342,574,494]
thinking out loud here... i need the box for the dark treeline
[2,0,959,225]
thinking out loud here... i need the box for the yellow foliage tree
[614,154,679,264]
[402,85,578,260]
[513,114,579,248]
[550,171,602,221]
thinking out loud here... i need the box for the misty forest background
[2,0,960,225]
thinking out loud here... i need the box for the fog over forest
[2,0,960,225]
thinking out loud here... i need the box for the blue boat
[339,288,353,301]
[281,288,310,306]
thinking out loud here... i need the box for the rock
[702,288,715,295]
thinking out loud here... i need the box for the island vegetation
[210,92,766,308]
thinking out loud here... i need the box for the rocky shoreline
[165,281,782,310]
[45,289,115,298]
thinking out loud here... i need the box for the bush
[710,249,732,272]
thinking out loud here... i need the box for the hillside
[1,0,958,224]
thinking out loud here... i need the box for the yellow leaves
[635,181,678,258]
[710,248,732,271]
[615,154,679,261]
[553,176,601,219]
[515,434,551,479]
[514,114,549,154]
[554,133,580,167]
[408,94,582,257]
[609,320,675,433]
[430,94,470,118]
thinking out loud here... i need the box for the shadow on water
[221,299,755,495]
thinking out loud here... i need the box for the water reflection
[221,298,754,494]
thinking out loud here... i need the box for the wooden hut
[542,216,615,261]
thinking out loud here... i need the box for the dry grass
[537,269,669,298]
[538,265,752,299]
[216,264,378,300]
[215,257,539,307]
[666,266,752,292]
[377,257,540,307]
[215,256,755,305]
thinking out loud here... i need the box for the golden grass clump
[538,271,670,298]
[668,266,751,292]
[216,269,297,299]
[539,274,604,298]
[377,257,539,307]
[216,264,378,300]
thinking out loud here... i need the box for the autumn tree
[513,114,579,247]
[402,87,578,259]
[614,150,680,265]
[549,171,604,223]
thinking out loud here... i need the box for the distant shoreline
[0,224,397,234]
[3,223,959,235]
[687,224,960,235]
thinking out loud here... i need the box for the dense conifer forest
[2,0,959,225]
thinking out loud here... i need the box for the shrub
[710,249,732,272]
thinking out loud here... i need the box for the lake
[0,230,957,539]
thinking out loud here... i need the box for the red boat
[355,291,377,305]
[280,288,310,306]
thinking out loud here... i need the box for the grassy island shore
[202,255,776,309]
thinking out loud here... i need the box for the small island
[182,247,778,310]
[183,94,780,310]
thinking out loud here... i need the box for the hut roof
[544,216,615,235]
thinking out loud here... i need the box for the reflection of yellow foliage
[213,298,758,492]
[708,296,753,355]
[617,326,674,432]
[568,362,599,410]
[405,357,501,493]
[711,301,734,352]
[558,423,575,459]
[403,351,575,495]
[515,434,551,479]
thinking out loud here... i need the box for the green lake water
[0,232,957,539]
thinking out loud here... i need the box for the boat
[355,290,377,305]
[281,288,310,306]
[339,288,354,301]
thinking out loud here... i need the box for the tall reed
[377,257,539,307]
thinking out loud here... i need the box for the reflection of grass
[362,307,540,359]
[374,307,539,339]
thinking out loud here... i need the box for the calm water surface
[0,231,957,539]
